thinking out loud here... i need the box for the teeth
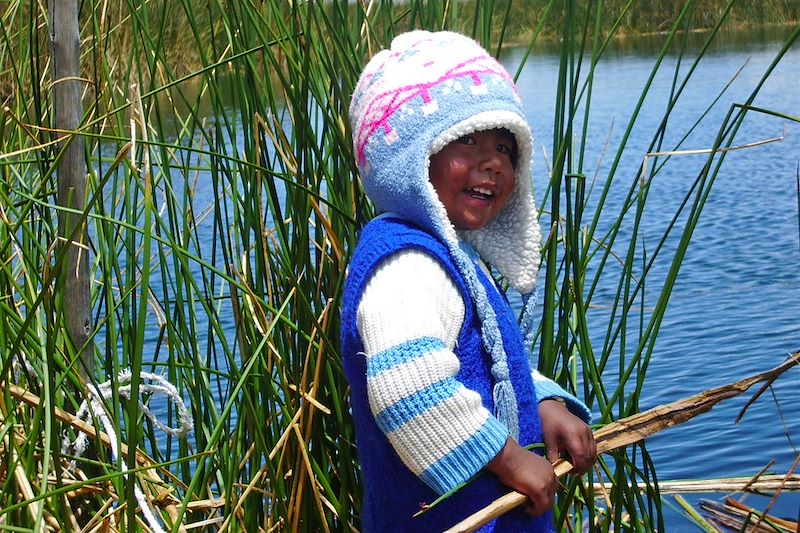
[470,187,493,196]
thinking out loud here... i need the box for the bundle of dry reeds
[699,498,799,532]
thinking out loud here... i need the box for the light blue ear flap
[450,240,521,440]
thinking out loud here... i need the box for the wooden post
[49,0,94,379]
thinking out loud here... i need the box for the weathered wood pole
[49,0,94,379]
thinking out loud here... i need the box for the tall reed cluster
[0,0,797,531]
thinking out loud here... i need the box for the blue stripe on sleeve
[367,337,446,378]
[419,416,509,494]
[374,378,460,434]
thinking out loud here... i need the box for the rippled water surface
[511,26,799,527]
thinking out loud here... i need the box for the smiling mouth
[466,186,495,199]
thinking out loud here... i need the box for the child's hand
[486,438,558,516]
[539,399,597,475]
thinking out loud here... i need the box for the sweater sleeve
[357,250,509,495]
[532,370,592,424]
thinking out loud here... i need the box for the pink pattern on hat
[352,53,516,167]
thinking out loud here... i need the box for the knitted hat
[349,30,542,438]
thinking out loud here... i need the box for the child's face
[429,129,516,231]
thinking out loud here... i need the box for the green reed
[0,0,797,531]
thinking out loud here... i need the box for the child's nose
[479,149,505,175]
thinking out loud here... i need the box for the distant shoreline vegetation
[0,2,796,96]
[155,2,798,74]
[496,0,798,42]
[157,1,798,72]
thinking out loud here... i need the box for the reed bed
[0,0,798,531]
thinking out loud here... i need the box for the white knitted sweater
[357,249,579,484]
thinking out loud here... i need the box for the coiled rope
[63,370,193,532]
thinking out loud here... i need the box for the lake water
[507,26,799,529]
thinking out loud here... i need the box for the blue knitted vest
[341,218,554,532]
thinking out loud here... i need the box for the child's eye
[497,143,513,155]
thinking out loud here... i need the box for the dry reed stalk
[62,482,107,500]
[79,496,116,533]
[751,454,800,532]
[444,353,800,533]
[298,301,339,527]
[291,423,332,533]
[3,383,186,531]
[185,498,226,511]
[699,498,799,532]
[217,467,265,533]
[725,498,799,531]
[6,434,42,525]
[184,516,225,530]
[594,474,800,494]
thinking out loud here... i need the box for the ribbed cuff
[419,416,509,495]
[533,376,592,424]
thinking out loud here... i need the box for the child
[341,31,596,532]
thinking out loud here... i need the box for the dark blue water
[510,27,800,528]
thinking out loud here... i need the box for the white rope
[63,370,193,533]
